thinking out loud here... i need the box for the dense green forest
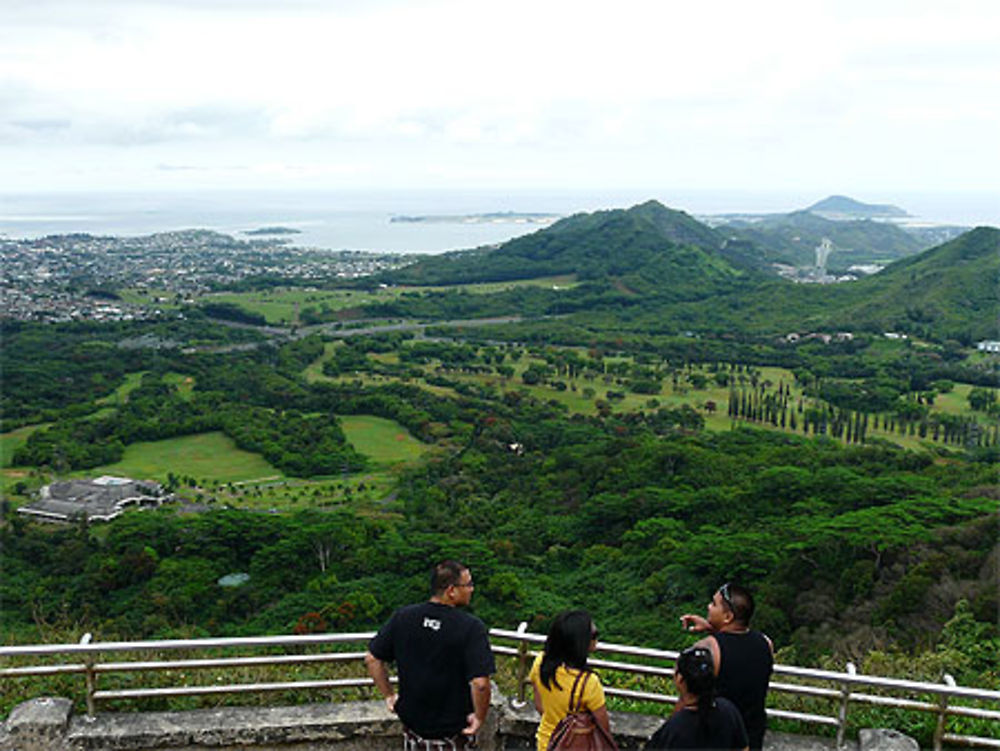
[2,214,998,732]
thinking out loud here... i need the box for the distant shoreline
[390,211,560,225]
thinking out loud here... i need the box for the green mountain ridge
[831,226,1000,338]
[649,226,999,342]
[375,201,770,297]
[719,210,925,268]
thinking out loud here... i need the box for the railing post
[836,661,855,749]
[513,621,530,707]
[934,673,955,751]
[80,633,96,716]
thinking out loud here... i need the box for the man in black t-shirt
[365,560,496,748]
[680,583,774,751]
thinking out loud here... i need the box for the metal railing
[3,624,998,750]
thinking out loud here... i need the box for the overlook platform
[2,627,995,750]
[2,692,911,751]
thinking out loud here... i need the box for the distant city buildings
[0,230,409,322]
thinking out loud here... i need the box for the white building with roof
[17,475,168,523]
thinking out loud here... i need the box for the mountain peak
[807,195,908,219]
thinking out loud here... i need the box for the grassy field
[96,371,147,406]
[163,372,197,399]
[300,339,987,454]
[0,425,47,469]
[340,415,431,468]
[199,277,581,326]
[203,288,392,326]
[932,383,975,415]
[83,432,282,484]
[35,416,433,514]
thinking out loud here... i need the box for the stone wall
[3,693,916,751]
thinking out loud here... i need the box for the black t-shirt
[713,631,773,751]
[368,601,496,738]
[647,697,748,750]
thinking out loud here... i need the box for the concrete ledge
[0,695,892,751]
[66,701,401,750]
[2,697,74,751]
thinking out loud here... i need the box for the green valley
[2,202,997,744]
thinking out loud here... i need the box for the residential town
[0,230,409,322]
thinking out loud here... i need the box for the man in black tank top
[681,583,774,751]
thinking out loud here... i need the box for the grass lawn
[163,372,197,399]
[0,424,46,468]
[340,415,431,467]
[0,425,48,500]
[202,288,396,326]
[933,384,975,415]
[55,416,430,513]
[82,431,282,484]
[96,371,147,406]
[303,342,340,383]
[201,277,582,326]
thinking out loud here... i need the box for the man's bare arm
[364,651,397,713]
[463,676,491,735]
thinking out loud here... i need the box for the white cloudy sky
[2,0,999,196]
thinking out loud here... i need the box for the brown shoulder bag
[546,670,619,751]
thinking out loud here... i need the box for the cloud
[9,118,72,132]
[2,0,998,192]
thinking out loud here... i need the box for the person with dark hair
[529,609,613,751]
[647,646,748,750]
[679,583,774,751]
[365,560,496,750]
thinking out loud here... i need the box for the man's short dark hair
[723,583,755,626]
[431,560,467,595]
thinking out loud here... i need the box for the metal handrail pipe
[602,687,676,704]
[772,663,1000,702]
[943,734,1000,749]
[588,658,674,678]
[492,630,680,663]
[943,706,1000,721]
[488,628,546,644]
[0,664,87,677]
[490,646,520,657]
[767,709,840,727]
[92,652,367,673]
[850,692,944,713]
[589,641,679,662]
[853,693,996,721]
[0,632,377,657]
[768,681,841,700]
[94,677,376,701]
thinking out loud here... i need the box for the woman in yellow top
[529,609,613,751]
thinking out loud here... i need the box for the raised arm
[679,613,712,632]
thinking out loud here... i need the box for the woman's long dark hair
[539,610,595,691]
[677,646,717,733]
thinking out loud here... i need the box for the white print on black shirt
[423,617,441,631]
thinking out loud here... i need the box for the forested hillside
[719,211,924,268]
[373,200,768,290]
[358,224,998,344]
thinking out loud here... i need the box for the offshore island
[390,210,561,225]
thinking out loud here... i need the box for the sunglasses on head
[719,582,735,611]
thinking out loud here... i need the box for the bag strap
[568,669,591,713]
